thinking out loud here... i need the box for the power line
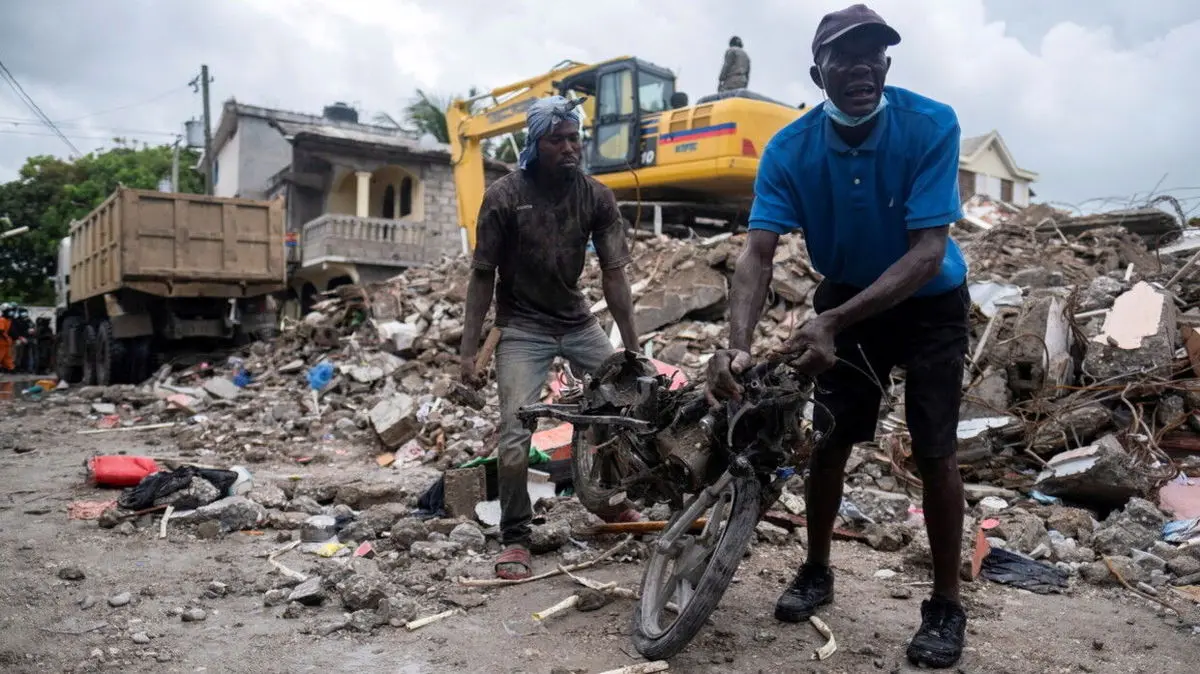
[0,118,178,137]
[0,129,178,142]
[56,85,190,123]
[0,58,81,157]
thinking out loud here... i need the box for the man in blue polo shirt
[707,4,970,669]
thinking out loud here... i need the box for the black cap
[811,4,901,60]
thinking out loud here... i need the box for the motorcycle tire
[569,424,633,521]
[630,473,762,660]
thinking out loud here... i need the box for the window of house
[382,185,396,219]
[377,176,415,219]
[958,169,974,203]
[400,177,413,217]
[1000,178,1014,203]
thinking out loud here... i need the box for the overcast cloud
[1,0,1198,214]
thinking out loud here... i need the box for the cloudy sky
[1,0,1198,214]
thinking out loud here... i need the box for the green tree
[403,88,460,144]
[399,88,524,163]
[491,130,527,164]
[0,139,203,304]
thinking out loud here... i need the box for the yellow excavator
[448,57,812,251]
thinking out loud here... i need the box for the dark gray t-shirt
[471,171,633,335]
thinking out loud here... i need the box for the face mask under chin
[823,91,889,128]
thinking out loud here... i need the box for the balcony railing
[298,213,427,269]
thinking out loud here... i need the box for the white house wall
[965,144,1010,179]
[235,117,295,200]
[1012,182,1030,207]
[974,173,1003,201]
[963,141,1032,206]
[213,129,240,198]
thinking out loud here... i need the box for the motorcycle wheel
[631,472,762,660]
[570,425,634,520]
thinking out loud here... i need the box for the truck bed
[69,187,286,301]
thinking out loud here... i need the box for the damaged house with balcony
[204,100,510,314]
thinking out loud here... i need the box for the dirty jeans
[495,321,613,546]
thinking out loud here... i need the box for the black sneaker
[773,563,834,622]
[906,595,967,669]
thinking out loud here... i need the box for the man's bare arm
[460,268,496,363]
[821,226,948,333]
[601,267,639,352]
[728,229,780,352]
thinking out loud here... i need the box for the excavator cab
[556,58,679,175]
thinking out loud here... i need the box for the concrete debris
[172,496,266,533]
[13,198,1200,642]
[1035,435,1159,508]
[287,577,326,606]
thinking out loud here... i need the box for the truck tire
[55,317,83,383]
[128,337,153,384]
[94,320,127,386]
[81,325,98,386]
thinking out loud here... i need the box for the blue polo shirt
[748,85,967,296]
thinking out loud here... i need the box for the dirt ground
[1,380,1197,674]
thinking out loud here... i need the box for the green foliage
[400,88,524,163]
[491,130,527,164]
[0,139,203,304]
[403,88,460,144]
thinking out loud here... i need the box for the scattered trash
[405,608,460,631]
[980,547,1070,594]
[809,615,838,660]
[87,456,160,488]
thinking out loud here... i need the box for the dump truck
[54,187,286,386]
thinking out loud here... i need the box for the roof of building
[959,129,1039,182]
[206,98,513,173]
[205,99,418,166]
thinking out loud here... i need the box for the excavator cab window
[637,72,672,114]
[590,65,638,171]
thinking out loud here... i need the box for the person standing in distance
[718,36,751,92]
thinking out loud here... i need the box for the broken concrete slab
[960,368,1012,419]
[202,377,241,400]
[335,481,406,509]
[956,416,1016,463]
[287,577,326,606]
[1044,506,1099,545]
[91,403,117,415]
[172,496,266,532]
[1029,403,1112,454]
[369,394,419,450]
[1084,281,1178,383]
[1035,434,1158,508]
[633,263,727,334]
[377,321,422,353]
[991,510,1049,554]
[1003,291,1074,399]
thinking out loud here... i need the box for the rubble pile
[30,197,1200,626]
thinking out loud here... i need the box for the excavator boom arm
[448,58,628,251]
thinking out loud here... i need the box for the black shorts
[810,280,970,459]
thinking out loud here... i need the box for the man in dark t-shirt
[459,96,640,580]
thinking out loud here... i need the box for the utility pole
[190,65,214,195]
[171,135,181,192]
